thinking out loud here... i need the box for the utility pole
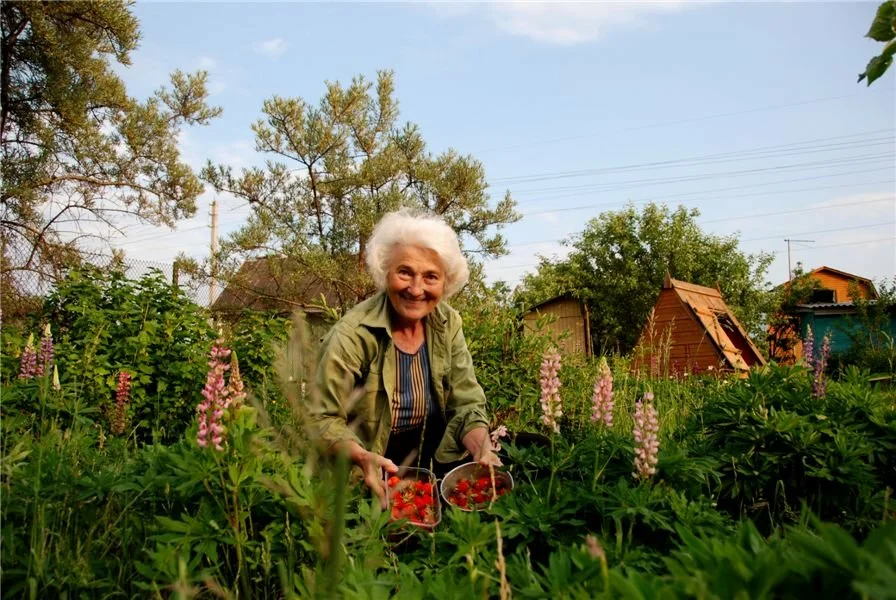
[210,199,218,307]
[784,238,814,282]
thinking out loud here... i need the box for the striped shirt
[391,343,434,432]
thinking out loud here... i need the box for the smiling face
[385,245,446,325]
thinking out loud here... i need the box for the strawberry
[387,476,400,488]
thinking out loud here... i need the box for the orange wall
[813,271,874,302]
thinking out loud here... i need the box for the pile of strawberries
[387,475,438,526]
[446,474,511,510]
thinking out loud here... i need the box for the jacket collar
[359,291,447,334]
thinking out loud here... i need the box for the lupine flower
[52,364,61,391]
[18,333,37,379]
[111,371,131,435]
[585,534,605,559]
[803,325,815,371]
[590,357,614,428]
[490,424,509,451]
[36,323,54,377]
[539,348,562,434]
[812,333,831,398]
[632,392,660,481]
[197,343,231,451]
[226,350,246,409]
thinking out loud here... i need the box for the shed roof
[663,275,766,369]
[212,256,344,314]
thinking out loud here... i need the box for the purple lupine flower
[812,333,831,398]
[803,325,815,371]
[18,333,37,379]
[632,392,660,481]
[490,425,509,451]
[590,357,614,428]
[539,348,562,434]
[111,371,131,435]
[197,343,232,451]
[36,323,53,377]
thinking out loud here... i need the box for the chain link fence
[2,242,214,321]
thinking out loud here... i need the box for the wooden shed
[634,275,766,376]
[522,294,592,356]
[212,256,344,328]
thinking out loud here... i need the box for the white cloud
[432,1,698,45]
[254,37,289,57]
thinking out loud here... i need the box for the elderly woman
[309,209,501,507]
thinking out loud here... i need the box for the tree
[200,70,518,307]
[858,0,896,85]
[516,203,775,355]
[1,1,220,288]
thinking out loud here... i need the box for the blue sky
[113,1,895,297]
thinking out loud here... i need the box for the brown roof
[212,256,344,314]
[664,275,766,369]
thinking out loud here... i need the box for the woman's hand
[339,441,399,509]
[462,427,503,468]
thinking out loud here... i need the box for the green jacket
[309,292,489,463]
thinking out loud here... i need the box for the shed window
[809,288,836,303]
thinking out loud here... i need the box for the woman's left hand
[462,427,503,467]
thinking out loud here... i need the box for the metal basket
[440,462,514,512]
[384,466,442,530]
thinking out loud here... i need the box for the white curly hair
[365,208,469,298]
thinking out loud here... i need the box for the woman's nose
[408,278,424,296]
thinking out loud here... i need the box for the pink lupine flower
[111,371,131,435]
[197,343,232,451]
[36,323,53,377]
[18,333,37,379]
[590,357,614,428]
[226,350,246,409]
[812,333,831,398]
[539,348,562,434]
[632,392,660,481]
[585,534,605,559]
[803,325,815,371]
[490,425,509,451]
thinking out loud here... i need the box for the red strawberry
[456,479,470,493]
[387,476,400,487]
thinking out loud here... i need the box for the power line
[521,167,895,216]
[491,131,895,187]
[474,87,895,154]
[511,152,894,203]
[507,219,896,250]
[488,200,895,272]
[487,233,896,273]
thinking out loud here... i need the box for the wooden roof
[663,275,766,369]
[212,256,344,315]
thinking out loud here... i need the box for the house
[522,294,592,356]
[633,275,766,376]
[768,266,889,363]
[211,256,347,329]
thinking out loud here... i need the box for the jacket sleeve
[307,326,366,451]
[441,317,490,454]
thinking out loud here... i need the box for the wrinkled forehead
[387,244,445,273]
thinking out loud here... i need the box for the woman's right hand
[341,441,398,509]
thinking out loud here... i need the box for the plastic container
[384,466,441,530]
[440,462,514,512]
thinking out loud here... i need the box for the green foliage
[0,0,221,282]
[3,276,895,597]
[516,203,774,355]
[200,70,519,307]
[858,0,896,85]
[683,363,896,535]
[829,278,896,376]
[33,267,216,442]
